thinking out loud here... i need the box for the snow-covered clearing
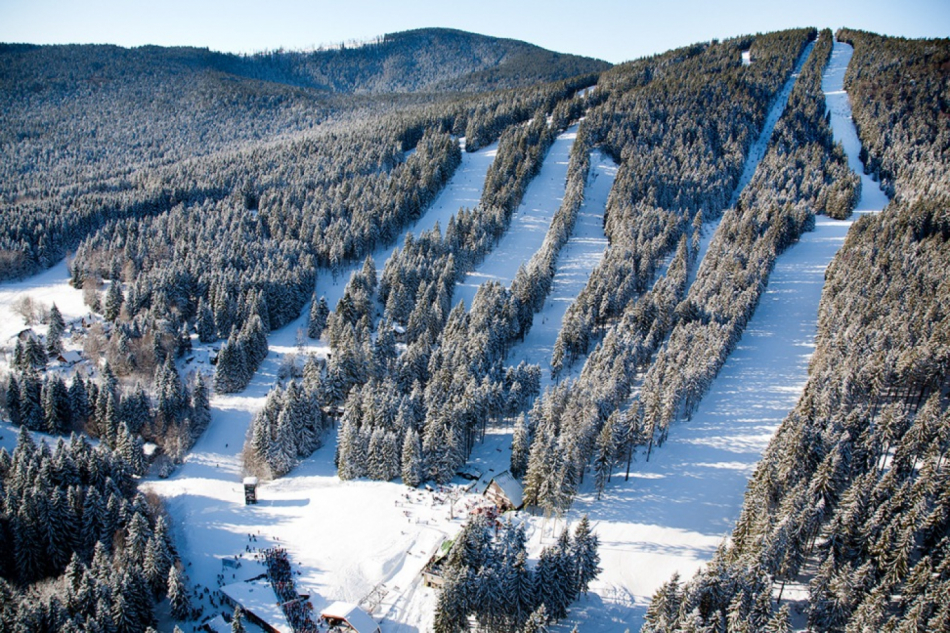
[550,37,888,632]
[0,259,89,347]
[454,125,578,309]
[505,150,615,386]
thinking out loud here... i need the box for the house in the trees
[391,323,407,343]
[483,470,524,511]
[320,602,381,633]
[55,350,82,366]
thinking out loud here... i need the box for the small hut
[244,477,258,505]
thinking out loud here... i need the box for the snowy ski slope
[453,124,578,309]
[556,38,888,631]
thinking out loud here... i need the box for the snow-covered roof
[56,350,82,364]
[320,601,381,633]
[219,579,293,633]
[243,476,259,486]
[486,470,523,509]
[200,614,230,633]
[142,442,159,457]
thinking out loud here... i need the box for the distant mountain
[252,28,611,93]
[0,29,606,209]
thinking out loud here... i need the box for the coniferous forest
[0,21,946,633]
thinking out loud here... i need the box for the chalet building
[421,538,454,588]
[483,470,524,511]
[55,350,82,366]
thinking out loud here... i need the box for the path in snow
[505,150,615,386]
[555,39,887,632]
[821,41,891,213]
[453,125,578,309]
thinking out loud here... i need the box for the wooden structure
[243,477,258,505]
[483,470,524,511]
[421,538,454,588]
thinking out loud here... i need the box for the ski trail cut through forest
[821,41,890,213]
[319,138,500,310]
[728,41,815,208]
[453,125,578,309]
[143,138,502,602]
[505,150,616,386]
[559,39,886,632]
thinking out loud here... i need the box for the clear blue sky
[1,0,946,64]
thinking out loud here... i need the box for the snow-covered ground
[822,41,890,213]
[505,150,615,385]
[454,125,578,309]
[0,259,89,348]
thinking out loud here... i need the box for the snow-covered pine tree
[401,427,424,487]
[103,280,124,322]
[307,295,330,339]
[167,566,191,621]
[510,413,530,479]
[47,303,65,355]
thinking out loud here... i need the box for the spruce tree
[6,375,21,427]
[167,566,191,621]
[571,515,600,595]
[521,604,549,633]
[401,427,424,487]
[510,414,530,479]
[104,281,124,322]
[196,298,216,343]
[47,303,66,355]
[308,296,330,339]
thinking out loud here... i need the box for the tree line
[0,428,184,632]
[434,515,600,632]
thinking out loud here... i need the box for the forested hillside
[0,31,606,631]
[643,30,949,633]
[0,21,944,633]
[0,30,605,280]
[522,28,819,514]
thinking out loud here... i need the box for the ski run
[0,37,891,633]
